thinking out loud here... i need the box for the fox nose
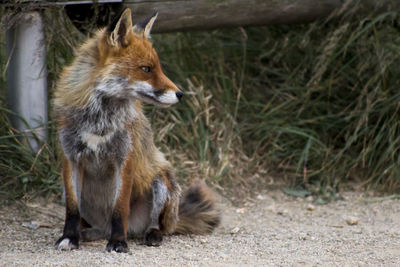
[176,91,183,100]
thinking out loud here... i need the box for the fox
[53,8,220,253]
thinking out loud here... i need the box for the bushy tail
[175,180,221,235]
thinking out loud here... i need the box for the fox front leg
[144,176,168,246]
[106,212,129,253]
[144,173,180,246]
[106,168,132,253]
[55,158,81,250]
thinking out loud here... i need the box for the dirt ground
[0,190,399,266]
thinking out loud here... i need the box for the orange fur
[54,23,178,110]
[62,156,76,207]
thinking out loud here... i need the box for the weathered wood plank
[124,0,400,33]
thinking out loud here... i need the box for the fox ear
[107,8,133,47]
[133,11,158,38]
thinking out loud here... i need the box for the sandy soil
[1,190,399,266]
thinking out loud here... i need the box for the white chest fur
[81,131,115,152]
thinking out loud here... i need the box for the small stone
[299,233,307,240]
[306,204,315,211]
[200,239,207,244]
[256,195,265,200]
[25,203,40,208]
[236,208,246,214]
[266,204,276,212]
[230,227,240,234]
[346,217,359,225]
[22,222,39,229]
[219,253,228,260]
[31,221,53,228]
[277,209,289,216]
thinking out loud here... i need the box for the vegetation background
[1,5,399,202]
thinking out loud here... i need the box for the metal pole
[6,11,48,152]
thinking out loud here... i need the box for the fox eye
[140,66,151,73]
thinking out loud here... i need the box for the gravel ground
[1,190,400,266]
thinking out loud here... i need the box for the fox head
[95,8,183,107]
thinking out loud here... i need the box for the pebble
[299,233,307,240]
[277,209,289,216]
[230,227,240,234]
[266,204,276,212]
[22,222,39,229]
[31,221,53,228]
[236,208,246,214]
[346,217,359,225]
[306,204,315,211]
[256,195,265,200]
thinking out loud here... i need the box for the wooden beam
[124,0,400,33]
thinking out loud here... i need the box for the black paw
[144,229,163,246]
[55,235,79,251]
[106,240,129,253]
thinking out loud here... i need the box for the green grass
[1,6,400,200]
